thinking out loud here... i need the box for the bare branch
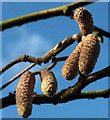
[0,0,97,31]
[63,66,110,96]
[1,1,109,39]
[0,56,67,91]
[0,34,81,91]
[33,88,110,105]
[1,88,109,109]
[0,55,39,75]
[0,34,79,79]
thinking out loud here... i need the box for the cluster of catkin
[62,7,100,80]
[15,7,100,118]
[16,68,57,118]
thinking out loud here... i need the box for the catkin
[40,68,57,97]
[74,7,93,36]
[78,34,100,75]
[62,41,83,80]
[16,71,35,118]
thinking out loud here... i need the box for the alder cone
[62,41,83,80]
[40,68,57,97]
[74,7,93,36]
[79,34,100,75]
[16,71,35,118]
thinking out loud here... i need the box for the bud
[78,34,100,75]
[62,41,83,80]
[40,68,57,97]
[16,71,35,118]
[74,7,93,36]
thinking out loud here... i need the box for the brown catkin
[62,41,83,80]
[16,71,35,118]
[78,34,100,75]
[74,7,93,36]
[40,68,57,97]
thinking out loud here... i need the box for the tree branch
[0,0,98,31]
[0,34,79,91]
[0,55,39,75]
[1,66,110,109]
[0,63,36,91]
[1,0,109,40]
[33,88,110,105]
[0,56,68,91]
[1,88,109,109]
[61,65,110,97]
[0,34,79,77]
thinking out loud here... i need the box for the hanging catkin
[78,34,100,75]
[74,7,93,36]
[40,68,57,97]
[16,71,35,118]
[62,41,83,80]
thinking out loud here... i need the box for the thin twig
[94,25,110,38]
[32,56,68,75]
[0,63,36,91]
[47,56,68,70]
[0,55,39,75]
[47,59,57,70]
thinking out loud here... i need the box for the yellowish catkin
[78,34,100,75]
[74,7,93,36]
[16,71,35,118]
[40,68,57,97]
[62,41,83,80]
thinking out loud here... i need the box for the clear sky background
[1,1,109,118]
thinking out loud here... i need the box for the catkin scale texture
[40,68,57,97]
[74,7,93,36]
[62,41,83,80]
[16,71,35,118]
[78,34,100,75]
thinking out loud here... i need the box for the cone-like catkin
[16,71,35,118]
[78,34,100,75]
[62,41,83,80]
[74,7,93,36]
[40,68,57,97]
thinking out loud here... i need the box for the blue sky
[1,1,109,118]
